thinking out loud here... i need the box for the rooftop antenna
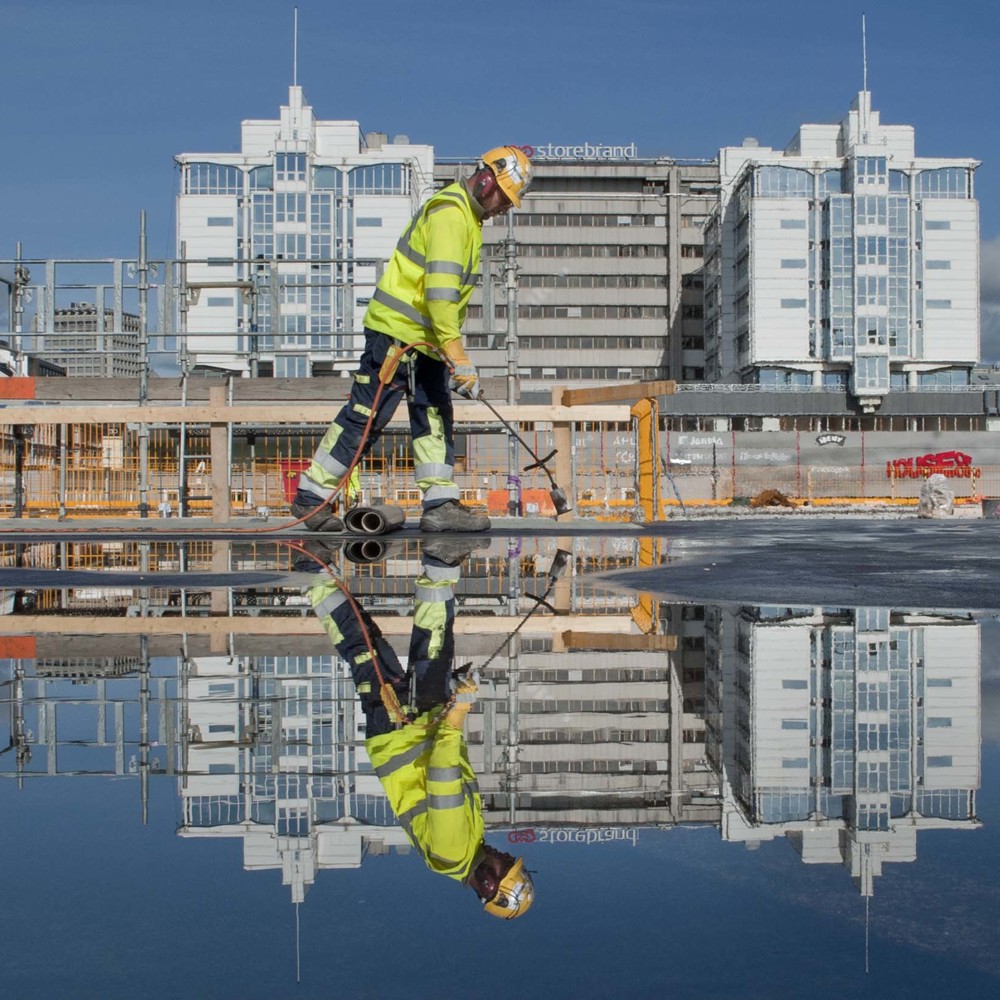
[293,6,299,87]
[865,893,871,975]
[295,900,301,984]
[861,12,870,141]
[862,12,868,94]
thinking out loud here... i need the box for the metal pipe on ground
[343,504,406,536]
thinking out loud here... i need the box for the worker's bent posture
[291,146,533,534]
[307,543,534,918]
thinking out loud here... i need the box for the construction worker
[306,538,535,918]
[291,146,533,534]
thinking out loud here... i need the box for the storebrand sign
[507,827,638,845]
[526,142,638,161]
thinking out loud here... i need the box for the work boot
[421,537,490,567]
[419,500,491,534]
[290,494,345,533]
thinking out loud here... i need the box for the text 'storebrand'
[508,828,638,845]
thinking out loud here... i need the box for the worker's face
[480,186,512,221]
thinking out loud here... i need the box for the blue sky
[2,0,999,356]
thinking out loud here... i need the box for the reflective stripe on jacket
[367,712,483,882]
[363,182,483,355]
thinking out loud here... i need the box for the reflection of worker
[291,147,533,535]
[307,540,534,918]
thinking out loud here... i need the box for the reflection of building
[178,652,410,903]
[705,605,981,895]
[705,91,980,409]
[470,640,717,830]
[175,86,434,376]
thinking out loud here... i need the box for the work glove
[441,340,480,400]
[443,674,479,729]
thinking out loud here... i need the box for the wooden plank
[561,381,677,407]
[209,391,230,525]
[0,613,636,638]
[32,375,514,404]
[561,631,677,651]
[0,402,632,426]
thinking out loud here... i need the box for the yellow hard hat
[482,857,535,919]
[479,146,533,207]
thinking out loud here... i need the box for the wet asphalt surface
[598,516,1000,612]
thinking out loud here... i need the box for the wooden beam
[0,613,637,638]
[561,381,677,407]
[0,402,631,426]
[561,631,677,651]
[209,390,230,525]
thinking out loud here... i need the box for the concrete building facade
[704,92,980,410]
[436,155,718,393]
[38,304,142,377]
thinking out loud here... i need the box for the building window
[780,259,807,269]
[780,298,807,308]
[207,217,234,227]
[925,299,952,309]
[856,195,887,226]
[916,168,969,199]
[782,679,809,690]
[356,217,383,227]
[350,163,409,195]
[206,297,234,307]
[925,220,951,230]
[782,758,809,769]
[856,236,887,266]
[925,260,951,269]
[855,157,887,186]
[888,170,909,193]
[756,165,812,197]
[780,218,807,229]
[781,719,809,730]
[275,153,306,183]
[927,717,953,728]
[927,678,953,687]
[276,234,307,259]
[312,166,342,191]
[680,244,703,258]
[186,162,242,195]
[927,756,953,767]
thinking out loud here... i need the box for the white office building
[704,92,980,410]
[175,86,435,376]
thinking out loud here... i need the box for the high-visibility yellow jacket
[367,712,483,882]
[364,182,484,356]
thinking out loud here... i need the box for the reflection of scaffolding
[1,644,176,825]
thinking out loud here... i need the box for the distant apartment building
[704,92,980,410]
[704,605,981,895]
[175,86,435,376]
[33,303,141,376]
[436,153,718,392]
